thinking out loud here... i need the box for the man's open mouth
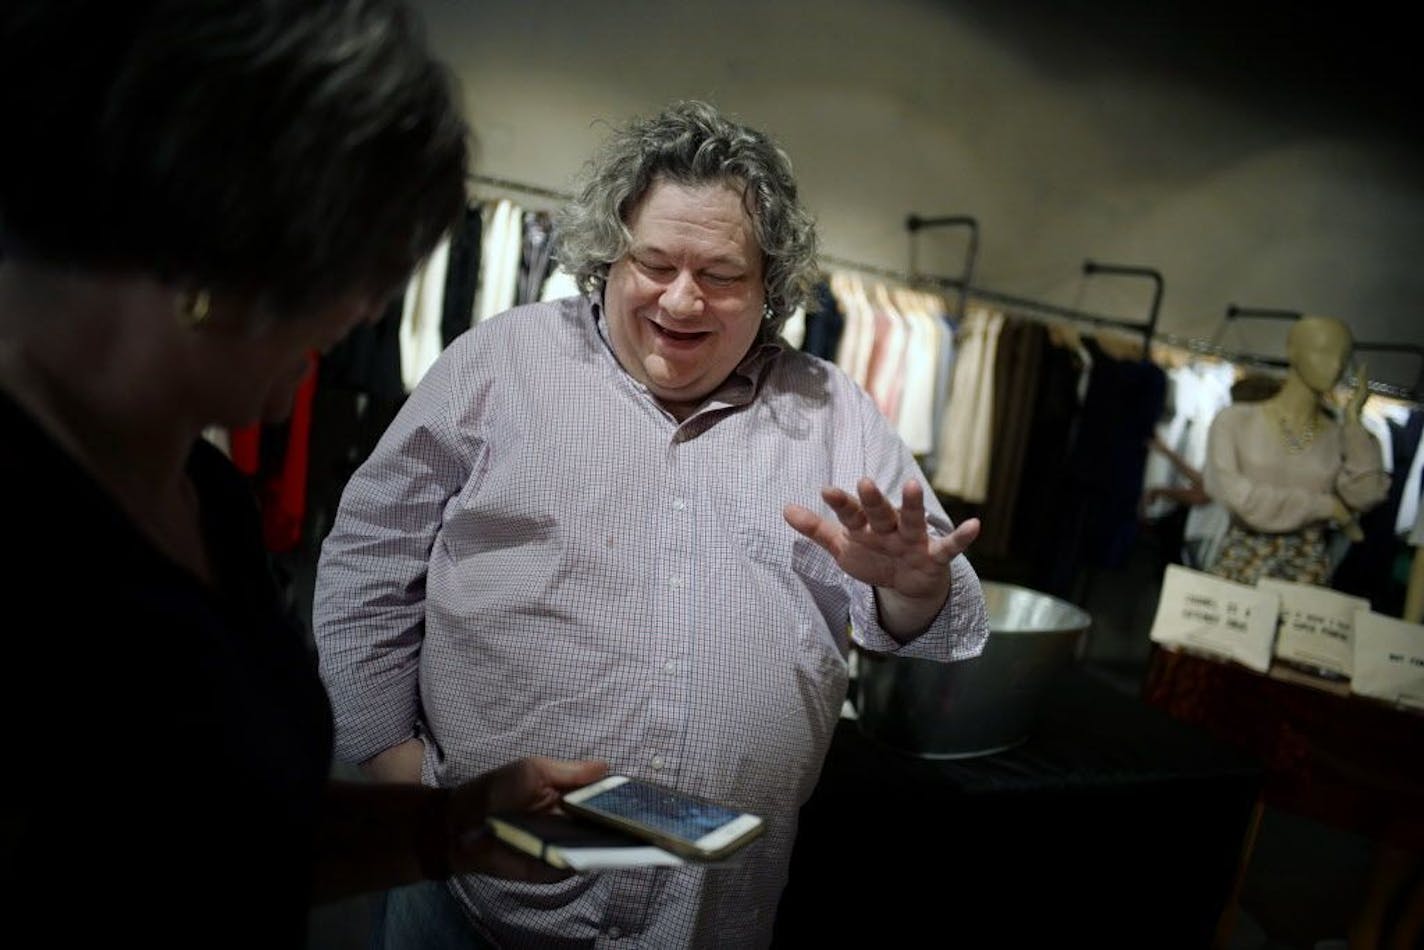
[653,322,710,342]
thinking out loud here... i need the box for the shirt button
[669,576,684,590]
[608,927,622,939]
[672,498,687,512]
[664,659,676,672]
[651,754,665,770]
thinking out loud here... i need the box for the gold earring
[177,288,212,328]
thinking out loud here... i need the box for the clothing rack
[906,211,1162,347]
[461,174,1417,399]
[906,215,978,325]
[1081,260,1164,346]
[465,175,1163,345]
[468,175,964,307]
[1216,305,1422,401]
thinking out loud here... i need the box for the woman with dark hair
[0,1,602,943]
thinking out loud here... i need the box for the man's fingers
[930,517,981,564]
[820,486,868,531]
[783,504,843,556]
[896,480,929,543]
[856,477,898,533]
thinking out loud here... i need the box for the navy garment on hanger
[442,203,482,349]
[801,280,846,361]
[1332,408,1423,613]
[1032,338,1166,601]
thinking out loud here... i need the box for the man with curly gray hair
[315,100,988,948]
[555,100,818,336]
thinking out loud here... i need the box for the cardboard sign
[1256,578,1370,678]
[1150,564,1280,673]
[1351,610,1424,711]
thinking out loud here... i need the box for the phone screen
[582,781,742,842]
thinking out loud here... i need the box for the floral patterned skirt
[1207,522,1329,586]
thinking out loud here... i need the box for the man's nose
[660,270,704,318]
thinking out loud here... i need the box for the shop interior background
[422,0,1422,374]
[308,2,1420,947]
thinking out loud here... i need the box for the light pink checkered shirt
[314,293,988,948]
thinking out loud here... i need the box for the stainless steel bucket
[855,581,1091,758]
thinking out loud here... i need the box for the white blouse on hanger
[474,198,522,323]
[398,235,450,392]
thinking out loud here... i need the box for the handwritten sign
[1351,609,1424,711]
[1150,564,1280,672]
[1256,578,1369,678]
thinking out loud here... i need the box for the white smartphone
[562,775,764,861]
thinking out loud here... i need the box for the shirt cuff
[849,555,989,661]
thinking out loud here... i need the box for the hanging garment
[1010,339,1084,562]
[863,285,910,424]
[1032,337,1166,599]
[540,267,579,302]
[830,271,877,390]
[224,354,320,553]
[306,300,408,564]
[850,277,878,389]
[474,198,522,323]
[259,356,319,553]
[976,319,1047,559]
[1359,397,1407,475]
[398,234,450,392]
[442,204,483,348]
[801,280,846,362]
[1141,360,1235,521]
[894,301,942,458]
[1395,408,1424,537]
[925,308,958,480]
[229,424,261,476]
[516,210,556,306]
[932,306,1005,503]
[780,305,807,351]
[1333,409,1423,611]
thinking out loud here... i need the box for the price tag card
[1150,564,1280,672]
[1352,609,1424,711]
[1256,578,1369,678]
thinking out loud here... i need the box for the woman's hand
[1330,496,1365,544]
[449,756,608,881]
[1344,361,1370,420]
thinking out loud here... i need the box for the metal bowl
[855,581,1091,759]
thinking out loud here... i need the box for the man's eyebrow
[630,244,749,269]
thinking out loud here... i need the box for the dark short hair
[0,0,468,315]
[554,100,818,329]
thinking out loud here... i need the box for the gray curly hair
[554,100,818,330]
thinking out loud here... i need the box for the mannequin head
[1285,315,1353,395]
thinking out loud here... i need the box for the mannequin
[1203,316,1389,586]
